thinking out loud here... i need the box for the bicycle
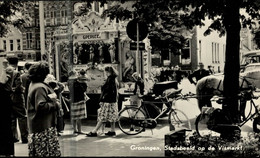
[118,89,195,135]
[195,91,260,137]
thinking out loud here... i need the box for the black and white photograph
[0,0,260,157]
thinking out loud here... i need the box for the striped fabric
[70,100,87,120]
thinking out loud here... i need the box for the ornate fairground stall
[69,8,154,115]
[52,5,156,116]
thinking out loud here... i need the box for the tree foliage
[102,0,191,53]
[0,1,31,37]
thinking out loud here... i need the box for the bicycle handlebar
[155,92,196,100]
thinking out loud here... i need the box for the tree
[103,0,260,125]
[102,1,190,53]
[172,0,260,124]
[0,1,30,37]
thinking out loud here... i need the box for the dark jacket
[27,82,59,134]
[133,78,144,95]
[21,72,31,104]
[100,75,118,103]
[0,83,14,155]
[188,69,210,84]
[68,78,87,103]
[174,70,184,83]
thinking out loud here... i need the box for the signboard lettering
[83,34,101,40]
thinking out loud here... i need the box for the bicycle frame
[129,93,181,122]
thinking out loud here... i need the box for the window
[214,43,217,63]
[212,42,215,63]
[36,18,40,27]
[10,40,13,51]
[36,40,40,49]
[181,40,191,65]
[51,32,54,41]
[223,44,226,63]
[212,42,220,63]
[26,33,33,49]
[94,2,99,13]
[3,40,6,51]
[17,39,21,50]
[217,43,219,63]
[199,40,201,62]
[50,11,56,25]
[61,10,68,25]
[28,53,32,59]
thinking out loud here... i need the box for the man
[188,62,210,85]
[7,57,28,144]
[172,65,185,84]
[20,62,32,104]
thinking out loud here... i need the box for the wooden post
[136,21,140,75]
[39,1,45,61]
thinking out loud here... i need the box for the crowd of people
[0,55,214,156]
[0,56,123,157]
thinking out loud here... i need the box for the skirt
[71,100,87,120]
[28,127,61,157]
[98,102,118,122]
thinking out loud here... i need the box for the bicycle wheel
[168,109,191,131]
[195,114,220,137]
[253,116,260,133]
[118,107,146,135]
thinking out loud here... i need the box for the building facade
[22,1,40,61]
[0,26,23,59]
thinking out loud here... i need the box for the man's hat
[198,62,204,66]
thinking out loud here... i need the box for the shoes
[86,132,97,137]
[105,131,116,136]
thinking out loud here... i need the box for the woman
[86,66,119,137]
[67,70,88,135]
[27,62,61,157]
[123,51,135,82]
[44,74,66,135]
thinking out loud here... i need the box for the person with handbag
[86,66,119,137]
[44,74,66,136]
[27,62,61,157]
[67,70,88,135]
